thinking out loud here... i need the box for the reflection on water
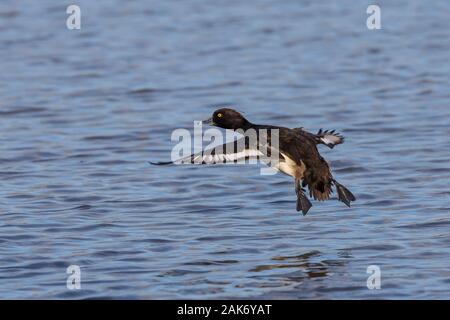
[1,0,450,299]
[247,250,354,299]
[252,251,324,273]
[251,251,335,279]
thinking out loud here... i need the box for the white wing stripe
[174,148,264,164]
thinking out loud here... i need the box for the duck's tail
[332,179,356,207]
[316,129,344,149]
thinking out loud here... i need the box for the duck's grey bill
[202,117,214,125]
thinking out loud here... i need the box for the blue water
[0,0,449,299]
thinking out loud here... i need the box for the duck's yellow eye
[217,113,223,118]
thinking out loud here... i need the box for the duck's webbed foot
[295,179,312,215]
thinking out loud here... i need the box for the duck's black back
[251,123,333,201]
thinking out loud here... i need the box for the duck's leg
[332,179,356,207]
[295,178,312,215]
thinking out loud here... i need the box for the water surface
[0,0,449,299]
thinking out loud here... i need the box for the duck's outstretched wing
[293,127,344,149]
[149,139,264,165]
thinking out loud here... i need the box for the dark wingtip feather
[148,160,173,165]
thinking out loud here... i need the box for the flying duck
[152,108,355,215]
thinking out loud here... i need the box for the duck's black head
[204,108,250,130]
